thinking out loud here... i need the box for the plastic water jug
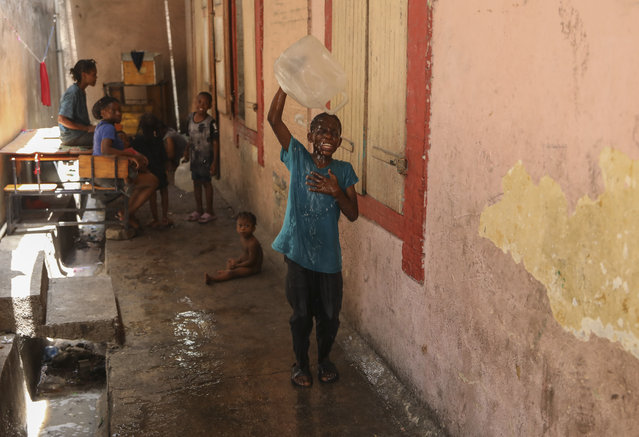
[274,35,348,115]
[174,159,193,193]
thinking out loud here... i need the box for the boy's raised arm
[267,87,292,151]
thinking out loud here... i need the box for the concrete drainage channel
[0,223,119,436]
[0,335,108,436]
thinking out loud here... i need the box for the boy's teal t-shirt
[272,137,358,274]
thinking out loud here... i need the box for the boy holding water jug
[268,87,359,388]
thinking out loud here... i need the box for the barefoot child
[267,87,359,388]
[183,91,219,224]
[205,212,263,283]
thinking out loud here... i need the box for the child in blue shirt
[91,96,158,230]
[267,87,358,387]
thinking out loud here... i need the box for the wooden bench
[3,154,130,234]
[78,154,129,184]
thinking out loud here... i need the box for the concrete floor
[104,186,446,436]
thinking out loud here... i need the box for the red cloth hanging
[39,62,51,106]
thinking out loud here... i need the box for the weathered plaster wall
[63,0,188,126]
[216,0,310,239]
[426,0,639,435]
[0,0,61,141]
[0,0,61,225]
[481,149,639,359]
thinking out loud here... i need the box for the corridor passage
[105,185,445,436]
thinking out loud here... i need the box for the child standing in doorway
[183,91,219,224]
[205,211,263,284]
[267,87,359,388]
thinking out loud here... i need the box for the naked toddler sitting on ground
[205,211,263,284]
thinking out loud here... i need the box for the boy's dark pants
[285,257,343,370]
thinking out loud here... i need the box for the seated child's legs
[205,266,259,284]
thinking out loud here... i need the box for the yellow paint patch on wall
[480,148,639,358]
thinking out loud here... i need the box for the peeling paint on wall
[479,148,639,358]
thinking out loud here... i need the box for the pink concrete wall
[423,1,639,435]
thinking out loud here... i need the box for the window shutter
[366,0,407,213]
[332,0,367,194]
[332,0,408,213]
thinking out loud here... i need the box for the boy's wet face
[308,116,342,158]
[236,217,255,237]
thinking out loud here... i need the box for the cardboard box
[122,52,164,85]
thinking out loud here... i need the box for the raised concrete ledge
[0,236,48,335]
[43,276,121,343]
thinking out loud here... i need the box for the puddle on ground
[166,310,223,387]
[171,310,217,369]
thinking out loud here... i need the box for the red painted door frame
[230,0,265,166]
[325,0,431,282]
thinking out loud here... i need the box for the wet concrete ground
[105,186,445,436]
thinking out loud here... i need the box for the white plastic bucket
[274,35,348,115]
[174,159,193,193]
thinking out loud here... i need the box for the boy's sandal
[291,364,312,388]
[198,213,217,224]
[318,360,339,384]
[186,211,201,221]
